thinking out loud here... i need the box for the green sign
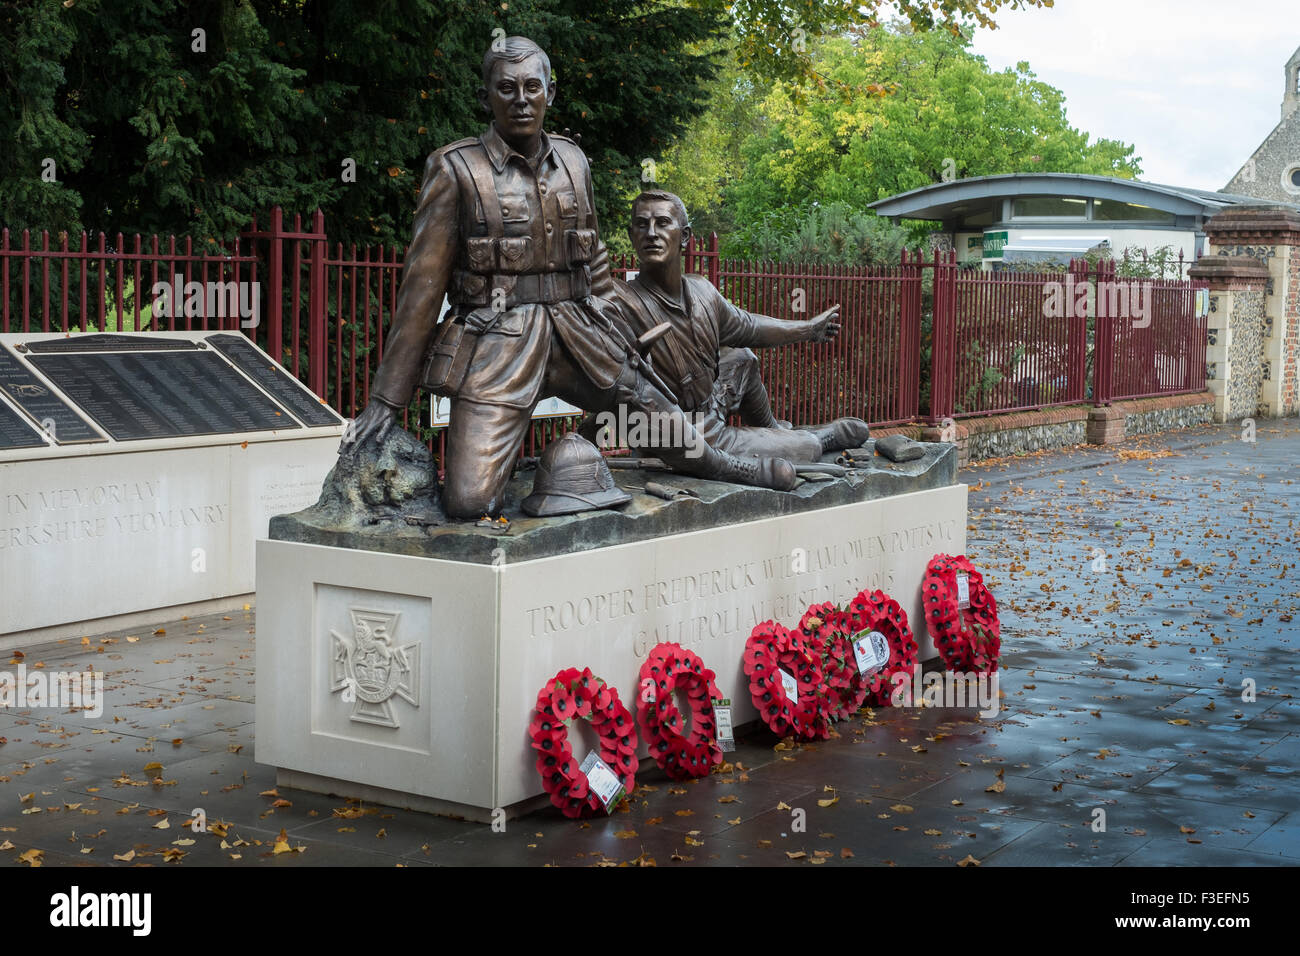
[982,231,1007,258]
[967,236,983,250]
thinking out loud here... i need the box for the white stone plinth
[255,483,967,820]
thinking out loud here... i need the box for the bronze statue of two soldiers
[345,37,868,519]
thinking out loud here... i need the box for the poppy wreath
[636,643,724,780]
[529,666,638,818]
[842,588,920,706]
[743,620,831,740]
[798,601,868,722]
[922,554,1001,673]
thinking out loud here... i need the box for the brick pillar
[1187,254,1270,422]
[1199,206,1300,418]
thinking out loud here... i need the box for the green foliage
[97,278,154,332]
[688,0,1053,87]
[723,200,908,265]
[0,0,724,248]
[719,25,1141,229]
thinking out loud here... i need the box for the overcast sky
[965,0,1299,191]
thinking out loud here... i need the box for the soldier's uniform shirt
[372,124,626,412]
[611,274,821,461]
[611,274,764,412]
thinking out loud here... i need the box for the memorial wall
[0,332,345,646]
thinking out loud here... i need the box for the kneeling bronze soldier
[343,38,798,518]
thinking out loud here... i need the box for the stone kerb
[1200,205,1300,418]
[1188,253,1271,422]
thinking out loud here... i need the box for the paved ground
[1,418,1296,867]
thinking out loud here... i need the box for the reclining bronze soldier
[341,37,800,518]
[600,190,871,461]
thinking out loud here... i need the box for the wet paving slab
[1,420,1297,867]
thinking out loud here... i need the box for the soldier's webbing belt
[453,268,592,309]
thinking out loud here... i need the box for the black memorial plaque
[23,333,203,353]
[0,344,105,444]
[29,350,303,441]
[0,396,48,449]
[207,333,343,427]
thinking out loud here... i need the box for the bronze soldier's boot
[697,447,799,490]
[799,417,872,453]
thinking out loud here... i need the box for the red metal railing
[2,210,1209,460]
[718,259,920,427]
[933,252,1088,419]
[1091,259,1208,403]
[927,251,1206,420]
[0,227,256,335]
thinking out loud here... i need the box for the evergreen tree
[0,0,724,247]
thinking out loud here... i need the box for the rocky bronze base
[270,435,957,564]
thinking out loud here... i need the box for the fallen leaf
[272,828,296,854]
[614,829,637,839]
[112,850,136,862]
[786,850,806,860]
[817,795,839,808]
[957,854,981,867]
[17,848,44,867]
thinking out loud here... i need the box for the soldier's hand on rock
[807,304,841,343]
[341,401,395,454]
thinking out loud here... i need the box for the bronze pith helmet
[521,433,632,517]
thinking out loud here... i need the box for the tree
[724,26,1142,231]
[688,0,1053,88]
[0,0,725,247]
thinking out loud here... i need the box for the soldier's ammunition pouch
[420,317,475,398]
[565,228,597,265]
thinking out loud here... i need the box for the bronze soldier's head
[478,37,555,150]
[629,190,692,268]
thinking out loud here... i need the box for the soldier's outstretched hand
[340,401,396,455]
[806,303,842,343]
